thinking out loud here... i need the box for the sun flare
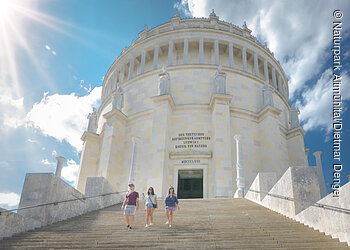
[0,0,16,21]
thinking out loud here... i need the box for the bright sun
[0,0,16,21]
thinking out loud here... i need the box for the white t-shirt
[145,194,157,205]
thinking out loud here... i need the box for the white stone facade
[77,11,308,198]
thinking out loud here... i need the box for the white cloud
[51,50,57,56]
[185,0,350,98]
[52,150,57,156]
[61,159,79,187]
[26,86,101,151]
[174,0,192,17]
[27,139,39,143]
[0,83,25,128]
[41,158,56,166]
[45,45,51,50]
[298,69,350,131]
[0,161,10,168]
[0,192,20,209]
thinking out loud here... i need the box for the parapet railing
[246,189,350,215]
[0,190,128,216]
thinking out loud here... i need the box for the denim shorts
[165,206,176,211]
[146,203,153,209]
[124,205,136,215]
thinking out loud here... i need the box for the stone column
[242,47,247,72]
[313,151,327,198]
[183,39,188,64]
[140,50,146,74]
[129,137,140,185]
[254,53,259,77]
[234,135,245,198]
[128,57,134,80]
[214,40,219,65]
[119,64,125,84]
[199,38,204,64]
[272,68,277,89]
[277,75,282,93]
[229,43,234,68]
[55,157,66,177]
[112,71,117,91]
[210,94,233,197]
[264,60,269,83]
[168,41,173,66]
[153,44,159,70]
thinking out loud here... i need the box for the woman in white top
[145,187,157,227]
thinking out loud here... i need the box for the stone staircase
[0,199,348,249]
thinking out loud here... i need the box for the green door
[177,169,203,199]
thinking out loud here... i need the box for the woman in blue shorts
[164,186,179,228]
[145,187,157,228]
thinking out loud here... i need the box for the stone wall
[246,167,350,246]
[0,174,124,239]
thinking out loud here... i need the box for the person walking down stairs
[121,183,139,230]
[145,186,158,228]
[164,186,180,228]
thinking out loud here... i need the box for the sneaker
[169,225,172,228]
[126,225,130,229]
[145,224,149,228]
[165,221,169,225]
[128,226,132,230]
[149,222,153,226]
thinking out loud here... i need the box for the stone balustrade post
[55,157,66,177]
[129,137,140,185]
[234,135,245,198]
[313,151,327,198]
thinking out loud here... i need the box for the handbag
[148,195,157,208]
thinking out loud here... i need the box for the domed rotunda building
[77,10,309,199]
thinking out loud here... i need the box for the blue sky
[0,0,349,209]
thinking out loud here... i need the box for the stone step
[0,199,348,249]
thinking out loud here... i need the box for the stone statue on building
[87,108,98,133]
[158,66,171,95]
[262,82,274,107]
[289,102,300,129]
[112,86,124,111]
[214,65,226,94]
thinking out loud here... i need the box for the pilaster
[77,131,101,193]
[149,95,175,197]
[210,94,233,197]
[257,105,285,177]
[96,109,127,188]
[286,126,307,167]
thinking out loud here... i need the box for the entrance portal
[177,169,203,199]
